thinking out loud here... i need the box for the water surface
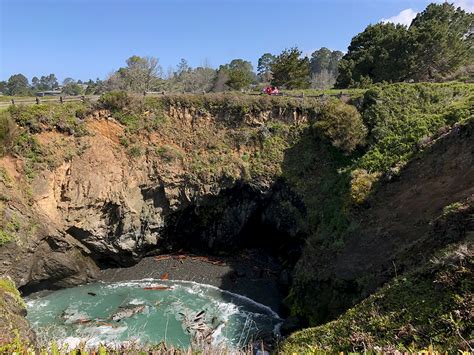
[26,279,281,349]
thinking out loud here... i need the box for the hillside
[0,83,473,351]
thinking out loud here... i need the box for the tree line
[0,46,344,96]
[0,73,106,97]
[336,2,473,88]
[1,2,472,96]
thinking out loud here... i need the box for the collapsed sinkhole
[164,183,306,262]
[61,181,306,271]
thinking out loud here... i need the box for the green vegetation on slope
[0,278,34,354]
[284,82,474,339]
[8,102,90,136]
[283,230,473,352]
[279,82,473,253]
[358,82,474,173]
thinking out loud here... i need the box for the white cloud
[451,0,474,13]
[381,8,418,27]
[382,0,474,27]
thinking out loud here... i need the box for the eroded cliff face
[0,100,310,291]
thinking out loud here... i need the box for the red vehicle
[263,86,280,95]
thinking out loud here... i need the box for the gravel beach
[99,249,285,314]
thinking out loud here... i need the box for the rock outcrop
[0,97,309,291]
[0,278,35,349]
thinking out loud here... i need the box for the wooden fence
[0,95,101,108]
[0,91,350,109]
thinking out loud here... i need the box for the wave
[103,278,281,319]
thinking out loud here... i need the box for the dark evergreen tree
[6,74,30,95]
[335,23,413,88]
[271,47,310,89]
[257,53,276,82]
[335,3,473,87]
[216,59,254,90]
[409,3,474,81]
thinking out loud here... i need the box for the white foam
[107,278,281,319]
[173,280,281,319]
[26,299,50,309]
[100,278,281,320]
[62,306,90,324]
[99,278,281,319]
[129,298,145,305]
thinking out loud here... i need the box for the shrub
[98,91,133,111]
[350,169,381,204]
[0,111,18,156]
[114,111,141,129]
[442,202,465,216]
[7,103,88,136]
[0,230,14,246]
[128,145,142,158]
[358,83,473,172]
[156,145,182,163]
[315,99,367,154]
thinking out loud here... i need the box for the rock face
[0,102,307,292]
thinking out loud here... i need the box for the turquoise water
[26,279,281,349]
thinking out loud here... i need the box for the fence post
[60,96,63,104]
[11,99,15,105]
[36,97,40,105]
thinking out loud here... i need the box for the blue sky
[0,0,472,82]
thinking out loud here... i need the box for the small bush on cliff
[98,91,133,111]
[314,99,367,154]
[350,169,381,205]
[0,111,18,156]
[128,145,142,158]
[0,278,25,309]
[156,145,183,163]
[0,230,15,246]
